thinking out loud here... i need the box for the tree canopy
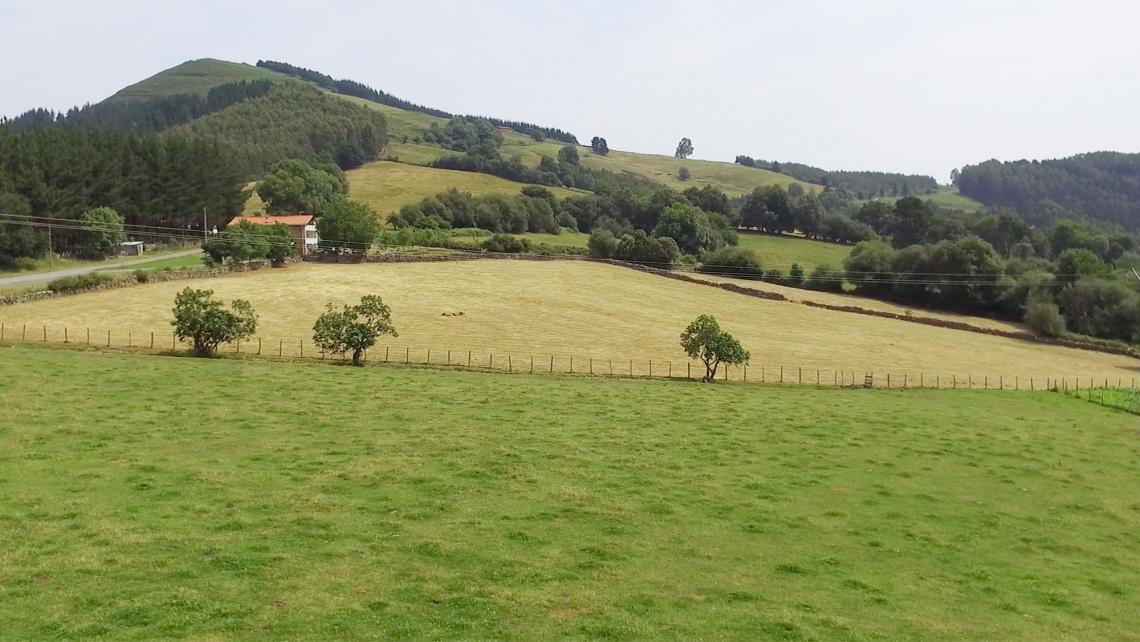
[171,288,258,356]
[312,295,398,366]
[680,315,749,382]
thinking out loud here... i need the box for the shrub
[14,257,38,272]
[133,269,151,283]
[677,166,691,181]
[587,229,619,259]
[696,247,762,278]
[47,272,113,293]
[1024,296,1067,338]
[789,263,805,285]
[555,212,578,231]
[481,234,531,253]
[804,264,845,292]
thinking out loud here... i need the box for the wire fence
[1060,386,1140,414]
[4,321,1138,393]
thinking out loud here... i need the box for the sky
[2,0,1138,180]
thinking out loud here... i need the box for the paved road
[0,249,200,288]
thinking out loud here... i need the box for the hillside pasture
[734,232,852,271]
[345,161,582,219]
[1,345,1138,640]
[2,260,1135,383]
[109,58,291,101]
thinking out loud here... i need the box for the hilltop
[107,58,293,101]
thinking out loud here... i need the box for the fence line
[2,321,1136,392]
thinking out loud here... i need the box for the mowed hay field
[3,260,1137,383]
[1,345,1139,639]
[346,161,582,218]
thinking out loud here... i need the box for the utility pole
[203,207,208,244]
[47,220,53,269]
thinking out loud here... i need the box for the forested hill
[734,156,938,199]
[255,60,579,144]
[955,152,1140,230]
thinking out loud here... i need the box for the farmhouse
[226,214,318,256]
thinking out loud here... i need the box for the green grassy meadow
[923,187,984,211]
[109,59,291,101]
[735,232,853,271]
[1,344,1137,640]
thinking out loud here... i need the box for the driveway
[0,249,201,289]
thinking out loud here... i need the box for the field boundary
[4,248,1134,361]
[2,325,1133,393]
[306,251,1140,359]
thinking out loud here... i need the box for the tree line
[1,80,274,135]
[0,125,246,266]
[954,152,1140,231]
[256,60,577,143]
[735,155,938,199]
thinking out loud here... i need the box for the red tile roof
[226,214,314,227]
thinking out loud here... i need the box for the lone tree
[590,136,609,156]
[312,295,397,366]
[680,314,749,382]
[675,137,693,160]
[171,287,258,356]
[677,166,691,181]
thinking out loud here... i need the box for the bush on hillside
[803,264,845,292]
[696,247,762,279]
[1024,296,1067,338]
[47,272,114,293]
[481,234,531,254]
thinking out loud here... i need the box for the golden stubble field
[2,260,1137,384]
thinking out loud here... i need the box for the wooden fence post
[63,327,68,343]
[904,373,908,389]
[488,353,492,368]
[629,360,633,376]
[22,324,26,340]
[590,358,593,375]
[448,350,452,365]
[508,354,512,373]
[530,355,533,373]
[43,325,47,341]
[743,364,746,382]
[549,355,554,372]
[151,332,155,350]
[427,348,431,364]
[569,356,573,373]
[107,330,111,347]
[799,367,802,384]
[0,323,3,340]
[610,360,614,375]
[780,366,784,384]
[87,328,91,345]
[300,339,303,358]
[279,339,283,357]
[669,361,673,378]
[173,332,176,349]
[649,360,653,377]
[687,362,691,379]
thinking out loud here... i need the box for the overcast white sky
[2,0,1137,180]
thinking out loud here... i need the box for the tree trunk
[352,348,364,367]
[704,358,718,383]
